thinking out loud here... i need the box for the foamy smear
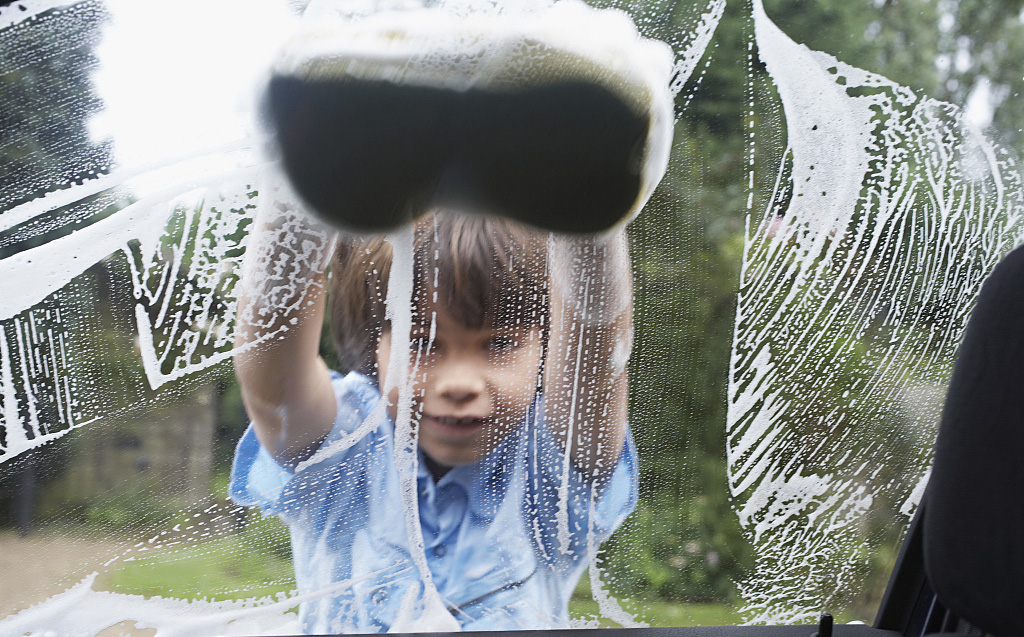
[728,0,1024,622]
[0,167,260,462]
[381,226,461,633]
[0,573,299,637]
[270,0,676,234]
[0,570,428,637]
[0,0,83,31]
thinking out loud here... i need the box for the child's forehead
[409,301,538,331]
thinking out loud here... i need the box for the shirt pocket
[445,537,539,618]
[348,561,420,632]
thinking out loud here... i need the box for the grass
[569,573,742,627]
[103,532,295,602]
[104,526,740,627]
[569,597,741,627]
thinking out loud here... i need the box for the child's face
[376,307,543,468]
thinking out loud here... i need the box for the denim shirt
[230,371,638,634]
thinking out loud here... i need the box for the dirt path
[0,529,128,619]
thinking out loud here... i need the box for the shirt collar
[413,423,529,522]
[404,393,543,518]
[415,449,483,492]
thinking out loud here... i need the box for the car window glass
[1,0,1022,633]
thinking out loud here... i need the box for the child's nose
[435,369,485,405]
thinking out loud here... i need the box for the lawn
[103,529,296,602]
[104,528,740,628]
[568,597,741,627]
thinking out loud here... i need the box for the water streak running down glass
[1,0,1023,633]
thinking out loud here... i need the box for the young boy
[230,195,638,632]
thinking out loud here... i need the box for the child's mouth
[424,414,487,435]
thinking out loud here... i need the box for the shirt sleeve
[228,371,383,517]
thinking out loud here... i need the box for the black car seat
[876,243,1024,637]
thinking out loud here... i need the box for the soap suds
[726,0,1024,622]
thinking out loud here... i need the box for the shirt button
[370,587,388,604]
[433,544,447,558]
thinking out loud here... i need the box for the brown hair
[330,212,549,376]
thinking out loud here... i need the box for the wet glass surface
[1,0,1023,633]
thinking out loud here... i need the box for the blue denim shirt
[230,371,638,634]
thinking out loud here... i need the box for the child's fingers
[237,168,337,339]
[548,231,633,328]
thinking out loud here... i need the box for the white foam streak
[0,141,253,235]
[0,0,81,30]
[0,325,29,456]
[585,492,646,628]
[669,0,725,99]
[382,227,460,632]
[0,569,396,637]
[0,194,166,322]
[729,0,1024,621]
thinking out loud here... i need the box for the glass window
[1,0,1022,633]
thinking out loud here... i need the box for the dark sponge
[265,75,649,235]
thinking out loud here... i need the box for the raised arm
[233,182,339,463]
[543,230,633,479]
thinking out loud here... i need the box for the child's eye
[487,336,522,352]
[410,335,435,352]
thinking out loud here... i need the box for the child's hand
[545,229,633,478]
[236,172,335,338]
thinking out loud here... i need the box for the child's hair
[330,212,550,376]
